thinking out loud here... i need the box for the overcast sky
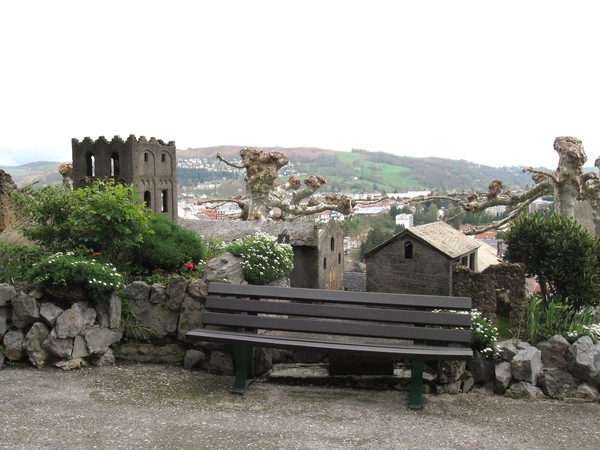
[1,1,599,169]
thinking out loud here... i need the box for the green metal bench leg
[409,359,424,410]
[232,345,255,394]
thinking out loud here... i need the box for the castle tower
[71,135,177,221]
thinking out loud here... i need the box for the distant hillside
[0,162,62,187]
[178,146,544,192]
[2,147,553,192]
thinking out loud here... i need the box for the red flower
[183,261,195,271]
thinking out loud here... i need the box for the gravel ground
[1,362,599,449]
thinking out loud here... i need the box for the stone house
[180,219,344,290]
[71,135,177,221]
[364,221,481,296]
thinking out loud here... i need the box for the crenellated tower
[71,135,177,221]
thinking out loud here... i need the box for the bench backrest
[204,283,472,345]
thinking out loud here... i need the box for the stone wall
[452,262,526,334]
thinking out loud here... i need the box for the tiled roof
[408,221,481,258]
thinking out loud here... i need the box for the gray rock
[438,359,466,383]
[55,308,84,339]
[95,293,121,330]
[131,297,179,340]
[166,276,188,311]
[84,327,122,355]
[515,340,532,350]
[467,350,495,383]
[72,302,97,333]
[12,292,40,328]
[505,381,545,400]
[565,336,600,382]
[177,294,206,341]
[0,306,9,338]
[462,377,475,393]
[72,335,91,359]
[0,283,17,306]
[435,380,462,395]
[149,283,168,306]
[93,349,116,367]
[0,350,4,369]
[187,279,208,299]
[564,383,600,403]
[495,361,512,394]
[125,281,151,302]
[42,329,73,359]
[184,349,206,370]
[537,368,576,399]
[496,340,518,362]
[39,302,64,327]
[23,322,50,368]
[537,334,570,369]
[511,346,542,384]
[3,330,25,361]
[55,358,87,371]
[207,351,234,375]
[202,253,246,285]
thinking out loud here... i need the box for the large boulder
[42,329,74,359]
[3,330,24,361]
[203,253,246,285]
[565,336,600,384]
[0,307,9,338]
[496,339,518,362]
[39,302,64,327]
[11,292,40,328]
[177,280,207,341]
[537,335,570,369]
[505,381,545,400]
[54,308,84,339]
[84,327,122,355]
[166,276,188,311]
[537,368,577,399]
[511,346,543,384]
[23,322,51,368]
[467,350,495,383]
[495,361,512,394]
[0,283,17,306]
[127,281,178,340]
[95,293,121,330]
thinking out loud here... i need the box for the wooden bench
[186,282,473,410]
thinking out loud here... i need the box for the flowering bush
[226,232,294,285]
[27,252,124,298]
[470,310,498,357]
[433,308,498,358]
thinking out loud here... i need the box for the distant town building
[395,213,414,228]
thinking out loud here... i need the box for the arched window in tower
[323,257,327,270]
[144,191,151,209]
[86,152,95,177]
[404,241,414,259]
[330,237,335,251]
[161,153,166,163]
[161,190,169,213]
[110,153,120,177]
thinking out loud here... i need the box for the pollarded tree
[409,136,600,235]
[503,212,600,310]
[204,148,356,221]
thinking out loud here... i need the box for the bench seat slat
[202,312,472,344]
[205,297,471,327]
[186,329,473,361]
[208,283,471,310]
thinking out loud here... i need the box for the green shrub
[226,232,294,285]
[15,179,152,268]
[134,215,207,273]
[27,252,124,299]
[0,242,43,285]
[525,295,600,344]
